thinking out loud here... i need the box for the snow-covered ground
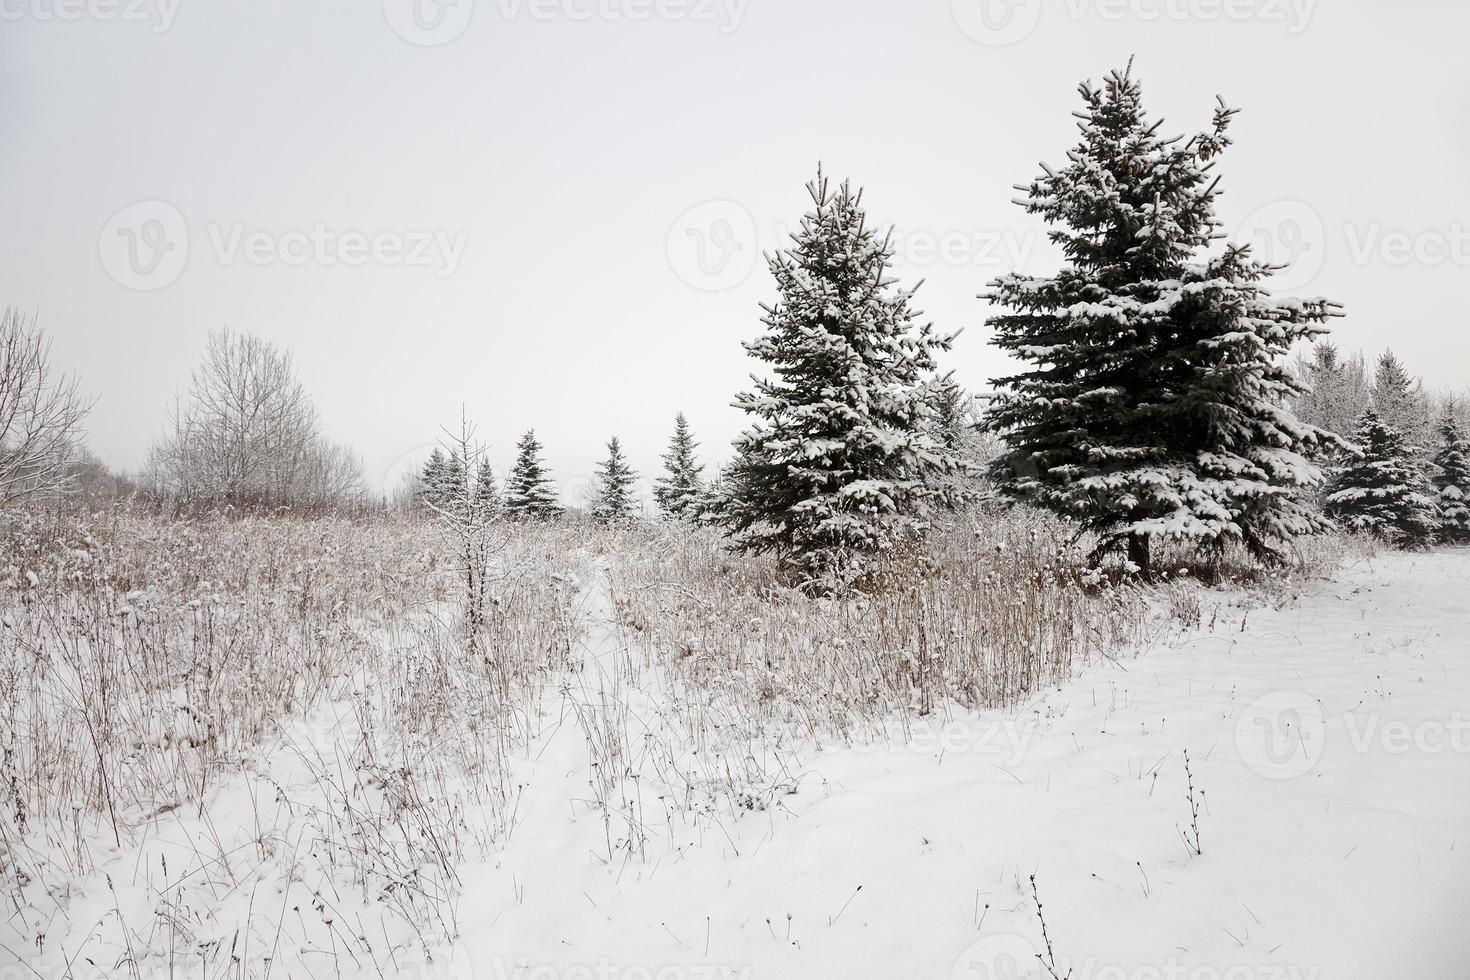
[433,549,1470,980]
[11,549,1468,980]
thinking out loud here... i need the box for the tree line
[406,415,706,525]
[1295,345,1469,547]
[4,60,1468,577]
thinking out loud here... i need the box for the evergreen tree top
[1309,341,1341,373]
[1005,58,1237,283]
[742,168,953,421]
[514,429,544,456]
[1352,406,1401,451]
[1374,350,1417,393]
[601,435,629,462]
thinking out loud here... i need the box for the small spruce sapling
[591,436,639,524]
[653,413,705,519]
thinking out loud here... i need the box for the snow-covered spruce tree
[984,62,1341,576]
[442,452,467,510]
[473,457,501,515]
[420,446,466,512]
[419,448,448,508]
[933,378,977,453]
[653,413,704,519]
[504,429,561,520]
[591,436,638,523]
[1324,408,1439,548]
[688,461,736,526]
[932,378,997,500]
[1372,350,1430,452]
[1433,409,1470,542]
[715,170,963,588]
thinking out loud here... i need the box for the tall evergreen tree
[1325,407,1439,548]
[591,436,639,523]
[1433,408,1470,542]
[715,169,962,587]
[504,429,561,520]
[653,413,705,519]
[983,62,1340,575]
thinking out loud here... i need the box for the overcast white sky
[4,0,1469,497]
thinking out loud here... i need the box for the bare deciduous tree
[0,309,92,505]
[144,329,364,507]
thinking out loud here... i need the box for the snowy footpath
[423,549,1470,980]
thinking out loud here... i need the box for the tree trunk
[1127,533,1153,581]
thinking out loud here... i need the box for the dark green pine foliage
[473,457,500,515]
[984,62,1341,574]
[1325,408,1439,548]
[717,170,962,587]
[504,429,561,520]
[591,436,639,523]
[1433,409,1470,542]
[653,413,705,519]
